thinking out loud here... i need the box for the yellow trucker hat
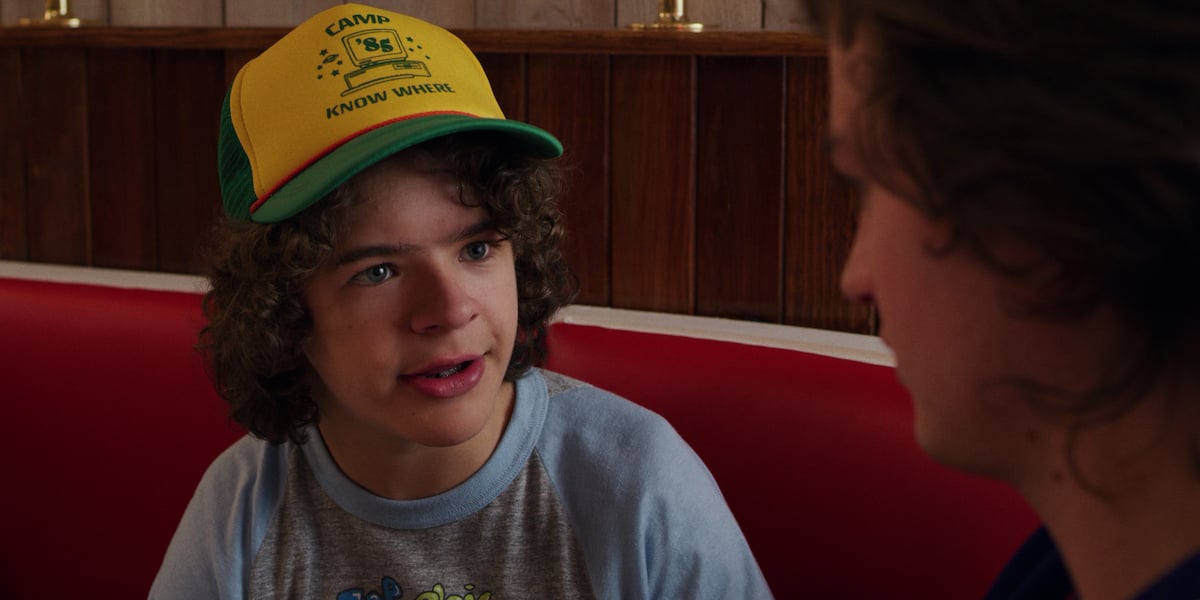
[218,3,562,222]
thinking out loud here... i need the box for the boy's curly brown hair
[199,132,578,445]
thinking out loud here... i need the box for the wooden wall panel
[6,0,50,26]
[0,47,26,260]
[475,53,525,121]
[783,57,874,334]
[72,0,109,23]
[0,29,867,333]
[373,0,475,29]
[617,0,760,30]
[88,48,156,270]
[23,47,90,266]
[477,0,616,29]
[695,56,784,322]
[110,0,221,26]
[1,0,107,26]
[152,50,225,274]
[610,55,694,313]
[688,0,762,30]
[617,0,654,29]
[2,0,812,29]
[764,0,813,32]
[527,54,610,306]
[224,0,339,27]
[0,0,29,25]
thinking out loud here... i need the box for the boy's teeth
[425,362,466,379]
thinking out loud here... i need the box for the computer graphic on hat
[318,28,432,97]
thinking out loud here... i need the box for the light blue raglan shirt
[149,369,773,599]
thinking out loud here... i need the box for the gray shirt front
[150,369,773,599]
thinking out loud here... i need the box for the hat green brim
[250,113,563,223]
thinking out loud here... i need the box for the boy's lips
[411,359,471,378]
[400,355,485,398]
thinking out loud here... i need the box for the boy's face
[829,32,1127,484]
[302,156,519,466]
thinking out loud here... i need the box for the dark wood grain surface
[23,47,89,266]
[526,54,612,307]
[0,47,27,260]
[610,54,695,314]
[0,28,873,334]
[695,56,786,323]
[88,48,157,270]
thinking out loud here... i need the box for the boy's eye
[463,241,491,262]
[353,264,394,285]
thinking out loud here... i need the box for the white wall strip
[0,260,893,366]
[555,305,893,366]
[0,260,209,293]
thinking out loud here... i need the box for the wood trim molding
[0,26,826,56]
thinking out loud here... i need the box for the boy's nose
[839,230,874,305]
[409,267,478,334]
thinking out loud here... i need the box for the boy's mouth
[401,357,485,398]
[421,361,471,379]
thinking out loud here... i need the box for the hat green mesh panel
[218,88,257,221]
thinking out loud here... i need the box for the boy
[150,4,771,599]
[805,0,1200,598]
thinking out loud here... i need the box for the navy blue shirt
[987,527,1200,599]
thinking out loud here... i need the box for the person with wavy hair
[804,0,1200,598]
[151,4,770,599]
[199,131,574,446]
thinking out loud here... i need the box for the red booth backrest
[0,274,1037,598]
[543,322,1037,598]
[0,277,242,596]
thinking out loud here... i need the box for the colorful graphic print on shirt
[337,577,493,600]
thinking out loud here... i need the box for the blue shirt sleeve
[535,374,774,599]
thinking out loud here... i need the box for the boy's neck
[1017,384,1200,600]
[318,381,517,501]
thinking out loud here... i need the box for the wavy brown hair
[803,0,1200,485]
[199,132,578,444]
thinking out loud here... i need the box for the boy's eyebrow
[454,217,500,243]
[332,217,499,267]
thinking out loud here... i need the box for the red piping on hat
[249,110,479,215]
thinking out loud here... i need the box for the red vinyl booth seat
[0,273,1037,599]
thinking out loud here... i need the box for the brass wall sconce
[630,0,706,32]
[19,0,93,28]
